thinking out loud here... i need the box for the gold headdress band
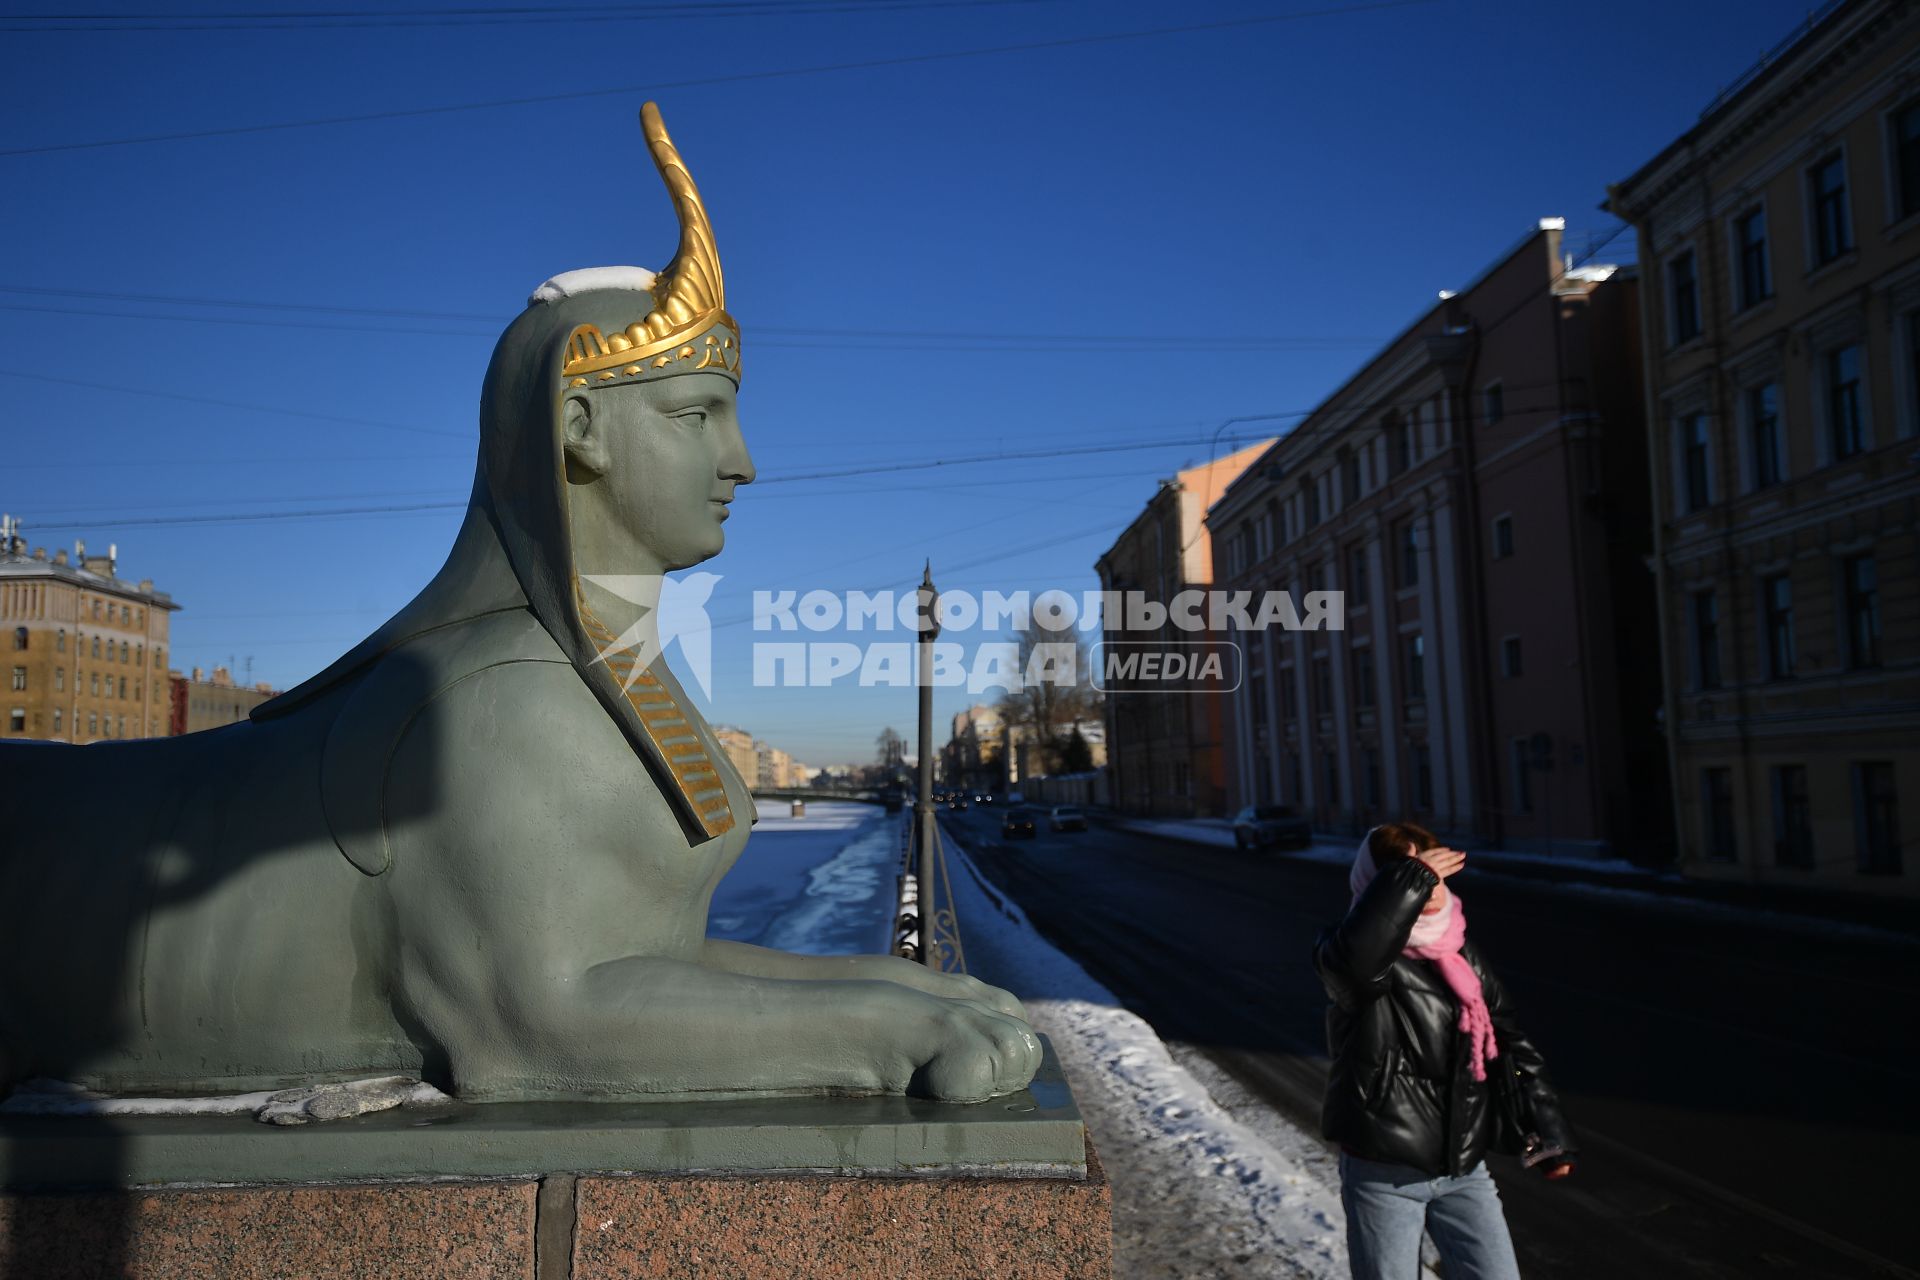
[562,102,742,389]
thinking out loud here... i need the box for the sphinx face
[565,371,755,573]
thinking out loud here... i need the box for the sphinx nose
[719,424,756,486]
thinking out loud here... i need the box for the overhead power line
[0,287,1384,349]
[0,1,1435,157]
[3,0,1056,32]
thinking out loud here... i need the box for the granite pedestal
[0,1037,1111,1278]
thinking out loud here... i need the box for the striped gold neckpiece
[572,577,735,839]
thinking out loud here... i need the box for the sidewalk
[1099,812,1920,939]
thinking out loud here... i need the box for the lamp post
[916,562,940,967]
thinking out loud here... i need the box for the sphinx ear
[562,393,612,481]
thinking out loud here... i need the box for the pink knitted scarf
[1350,836,1499,1081]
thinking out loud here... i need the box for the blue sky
[0,0,1815,763]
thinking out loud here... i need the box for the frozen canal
[706,801,899,957]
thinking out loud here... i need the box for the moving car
[1232,804,1313,850]
[1000,808,1038,840]
[1048,805,1087,833]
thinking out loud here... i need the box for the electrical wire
[0,1,1435,157]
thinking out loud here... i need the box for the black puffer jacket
[1314,857,1573,1177]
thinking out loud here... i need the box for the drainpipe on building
[1427,308,1499,848]
[1606,181,1688,870]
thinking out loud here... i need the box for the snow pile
[944,830,1348,1280]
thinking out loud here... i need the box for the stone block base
[0,1142,1110,1279]
[0,1181,537,1280]
[570,1141,1111,1279]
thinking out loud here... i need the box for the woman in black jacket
[1315,823,1575,1280]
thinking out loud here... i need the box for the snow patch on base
[944,826,1348,1280]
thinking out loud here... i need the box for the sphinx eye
[669,408,708,429]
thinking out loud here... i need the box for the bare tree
[874,726,906,767]
[996,622,1101,775]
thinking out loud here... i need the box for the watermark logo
[580,571,721,699]
[1090,641,1243,693]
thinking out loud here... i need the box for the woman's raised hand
[1412,845,1467,879]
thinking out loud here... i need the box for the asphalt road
[942,805,1920,1279]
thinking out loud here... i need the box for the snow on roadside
[943,826,1348,1280]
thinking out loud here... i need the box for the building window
[7,707,21,733]
[1681,412,1711,511]
[1405,633,1426,699]
[1667,249,1701,344]
[1491,514,1513,560]
[11,626,24,651]
[88,712,98,736]
[117,715,126,737]
[1347,544,1369,603]
[1702,768,1736,861]
[1770,765,1813,870]
[1410,743,1433,811]
[1311,656,1331,716]
[56,629,65,653]
[1825,345,1865,461]
[1762,572,1795,680]
[1322,751,1340,808]
[1691,590,1721,690]
[1844,553,1880,669]
[1501,636,1522,678]
[1483,381,1505,425]
[118,676,127,699]
[1510,738,1532,814]
[1352,649,1375,709]
[1363,747,1381,810]
[1852,763,1900,874]
[1746,382,1782,490]
[91,636,100,659]
[1302,476,1321,528]
[1897,100,1920,221]
[90,672,100,696]
[1734,206,1771,309]
[1398,522,1420,587]
[120,641,129,663]
[54,667,64,692]
[1390,414,1413,475]
[52,708,61,734]
[9,666,24,691]
[1808,152,1852,266]
[1340,449,1360,507]
[1280,666,1297,720]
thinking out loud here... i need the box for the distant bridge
[750,788,890,806]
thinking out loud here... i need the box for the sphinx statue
[0,104,1040,1108]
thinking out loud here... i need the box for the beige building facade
[2,526,178,743]
[1095,442,1272,818]
[1207,222,1666,855]
[1607,0,1920,892]
[170,666,279,735]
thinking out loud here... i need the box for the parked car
[947,794,970,811]
[1048,805,1088,833]
[1000,808,1038,840]
[1232,804,1312,850]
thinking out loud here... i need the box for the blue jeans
[1340,1151,1522,1280]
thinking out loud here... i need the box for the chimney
[53,549,68,566]
[192,666,204,682]
[75,539,85,561]
[138,578,152,592]
[32,547,45,561]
